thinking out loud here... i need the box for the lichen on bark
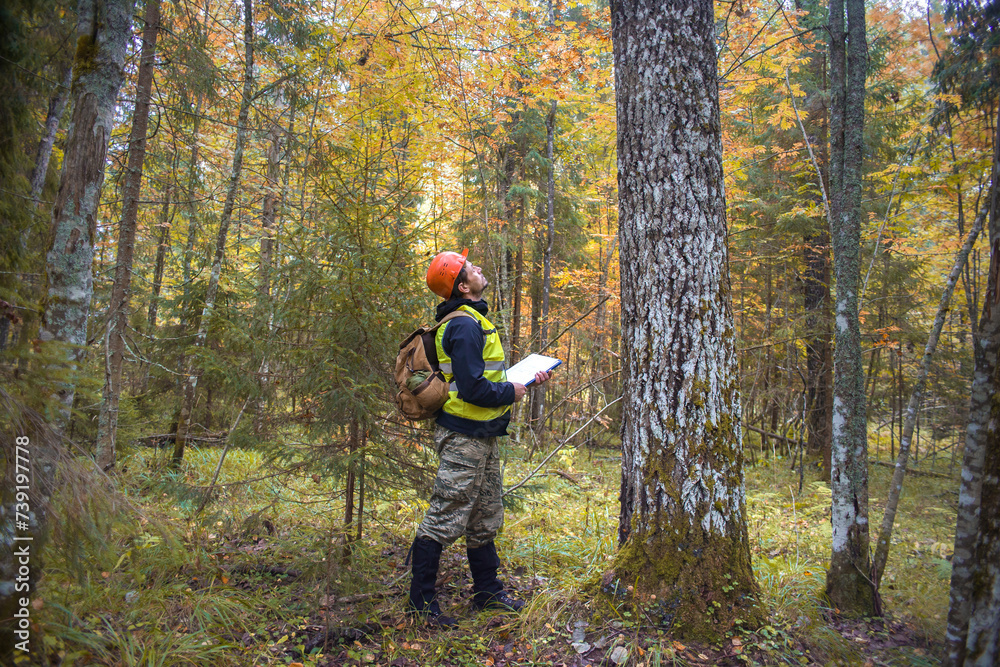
[609,0,762,641]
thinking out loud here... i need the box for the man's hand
[512,370,553,403]
[512,383,527,402]
[533,370,552,386]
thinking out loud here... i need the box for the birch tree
[39,0,137,433]
[824,0,875,615]
[947,124,1000,666]
[610,0,761,639]
[936,3,1000,660]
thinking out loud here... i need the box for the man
[409,248,550,627]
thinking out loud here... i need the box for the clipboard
[506,353,562,386]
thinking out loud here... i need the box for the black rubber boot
[467,542,524,612]
[408,537,457,627]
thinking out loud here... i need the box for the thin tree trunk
[512,232,524,362]
[172,0,254,467]
[356,428,366,542]
[536,99,556,441]
[30,66,73,207]
[825,0,875,616]
[96,0,161,471]
[179,93,203,330]
[141,187,172,394]
[39,0,138,433]
[799,33,835,464]
[255,121,282,433]
[588,233,617,446]
[342,418,359,562]
[611,0,761,639]
[529,225,542,429]
[873,202,985,589]
[804,231,833,469]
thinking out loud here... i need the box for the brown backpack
[393,310,475,420]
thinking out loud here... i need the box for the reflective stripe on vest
[435,305,510,423]
[439,360,504,374]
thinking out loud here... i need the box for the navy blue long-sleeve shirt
[435,301,515,437]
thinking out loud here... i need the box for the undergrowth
[19,439,954,666]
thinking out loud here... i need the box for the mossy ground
[20,438,953,666]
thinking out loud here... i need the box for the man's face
[462,260,489,296]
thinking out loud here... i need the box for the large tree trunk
[29,66,73,207]
[946,107,1000,667]
[172,0,254,467]
[825,0,875,616]
[39,0,138,433]
[95,0,161,471]
[610,0,761,640]
[872,203,985,589]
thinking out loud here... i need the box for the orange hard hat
[426,248,469,299]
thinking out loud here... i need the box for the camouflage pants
[415,426,503,548]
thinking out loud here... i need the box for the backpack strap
[430,309,477,332]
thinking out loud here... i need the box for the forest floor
[24,438,957,666]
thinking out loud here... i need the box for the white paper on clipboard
[506,353,562,386]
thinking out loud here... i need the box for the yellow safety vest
[435,305,510,423]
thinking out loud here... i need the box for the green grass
[24,439,956,666]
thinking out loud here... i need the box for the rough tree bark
[872,202,985,589]
[95,0,161,471]
[172,0,254,467]
[39,0,138,433]
[610,0,762,640]
[825,0,875,616]
[946,107,1000,667]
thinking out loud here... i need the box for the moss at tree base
[825,556,877,617]
[608,522,765,642]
